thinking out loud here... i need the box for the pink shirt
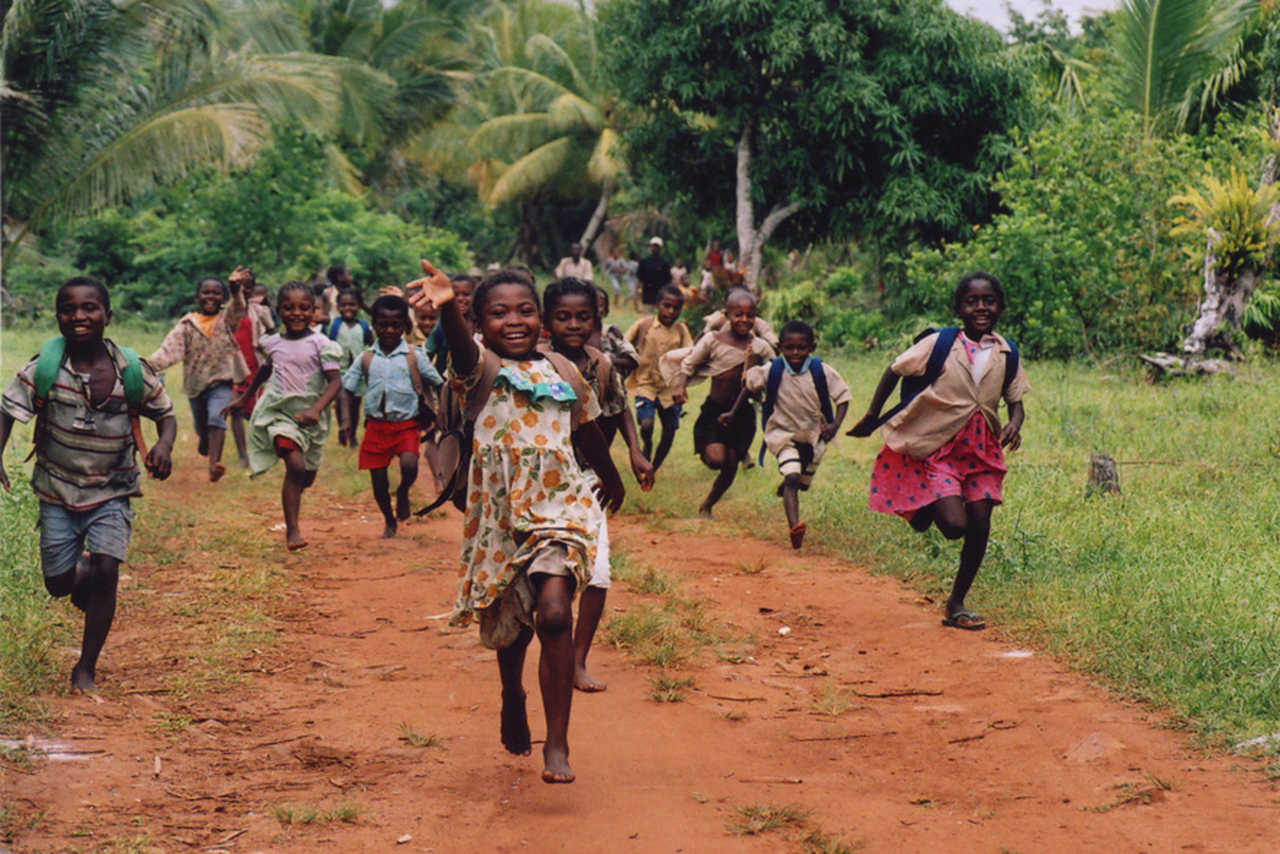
[262,332,341,396]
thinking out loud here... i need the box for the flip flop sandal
[209,463,226,482]
[789,522,806,550]
[941,610,986,631]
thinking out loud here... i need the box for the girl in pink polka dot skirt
[848,273,1030,630]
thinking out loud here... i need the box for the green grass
[398,722,446,748]
[647,675,695,702]
[727,803,810,835]
[270,802,362,826]
[619,350,1280,746]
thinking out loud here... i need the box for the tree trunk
[579,178,613,254]
[1180,231,1261,357]
[733,124,804,292]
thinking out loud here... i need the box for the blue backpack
[327,317,373,345]
[759,356,834,465]
[873,327,1020,429]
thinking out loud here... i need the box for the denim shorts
[634,396,682,424]
[190,380,234,436]
[38,498,133,579]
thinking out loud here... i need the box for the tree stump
[1086,455,1120,497]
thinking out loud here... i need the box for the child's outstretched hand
[228,265,251,292]
[629,447,655,492]
[593,473,626,513]
[405,260,453,311]
[846,413,879,437]
[295,407,321,427]
[145,444,173,480]
[819,421,838,443]
[999,422,1022,451]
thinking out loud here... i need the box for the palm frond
[468,111,559,158]
[484,135,574,206]
[486,65,573,104]
[586,126,625,184]
[547,91,602,133]
[524,32,593,97]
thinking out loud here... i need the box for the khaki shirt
[881,332,1029,459]
[660,333,774,389]
[745,360,851,456]
[554,257,594,282]
[624,317,692,406]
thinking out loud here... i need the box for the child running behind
[666,288,774,518]
[224,282,343,550]
[230,274,276,468]
[588,285,640,446]
[329,288,374,446]
[724,321,850,548]
[625,284,692,470]
[409,262,625,784]
[342,294,443,538]
[848,272,1028,630]
[147,269,248,481]
[542,277,654,694]
[0,277,176,691]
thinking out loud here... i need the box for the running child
[848,272,1028,630]
[588,285,639,445]
[725,321,850,548]
[542,277,653,694]
[328,288,374,446]
[224,283,343,550]
[0,277,176,691]
[625,284,692,470]
[342,294,443,538]
[230,273,276,467]
[408,262,625,784]
[666,288,773,518]
[147,269,248,481]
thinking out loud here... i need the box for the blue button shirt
[341,339,443,421]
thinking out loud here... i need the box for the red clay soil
[4,460,1279,853]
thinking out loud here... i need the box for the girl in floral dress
[848,273,1029,631]
[408,263,625,784]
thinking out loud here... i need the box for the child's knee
[301,470,317,488]
[44,571,75,598]
[536,600,574,635]
[399,455,419,477]
[639,418,655,433]
[783,474,804,491]
[936,520,966,540]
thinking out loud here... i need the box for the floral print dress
[450,355,601,648]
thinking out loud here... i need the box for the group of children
[0,259,1027,784]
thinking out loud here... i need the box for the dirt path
[4,457,1279,853]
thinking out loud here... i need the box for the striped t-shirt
[2,339,174,510]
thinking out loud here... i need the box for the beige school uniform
[625,317,692,406]
[881,332,1030,459]
[745,360,851,482]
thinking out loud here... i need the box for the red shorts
[358,419,420,470]
[274,436,300,456]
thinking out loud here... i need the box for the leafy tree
[598,0,1032,287]
[0,0,381,269]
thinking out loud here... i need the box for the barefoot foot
[789,521,806,550]
[395,493,411,521]
[698,503,713,520]
[70,662,96,693]
[500,690,531,755]
[286,530,308,551]
[541,744,575,783]
[381,521,397,539]
[237,455,250,469]
[209,463,226,482]
[574,666,607,693]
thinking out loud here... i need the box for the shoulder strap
[361,320,374,345]
[584,345,613,406]
[464,350,502,421]
[327,317,343,340]
[873,327,959,428]
[405,349,426,400]
[1002,337,1019,398]
[543,350,592,421]
[33,337,67,403]
[360,349,374,380]
[757,357,787,465]
[117,346,145,410]
[634,316,656,354]
[808,357,834,424]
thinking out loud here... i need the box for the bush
[883,107,1269,358]
[764,267,893,352]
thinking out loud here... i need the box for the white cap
[649,236,663,247]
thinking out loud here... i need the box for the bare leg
[652,407,680,471]
[497,628,534,755]
[207,427,226,480]
[230,411,249,467]
[281,451,313,549]
[947,499,994,620]
[370,467,396,537]
[70,554,119,692]
[697,444,737,518]
[534,574,575,783]
[638,417,655,460]
[395,451,418,521]
[573,586,608,692]
[781,474,806,548]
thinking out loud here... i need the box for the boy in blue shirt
[341,295,443,537]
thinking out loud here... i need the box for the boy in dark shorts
[625,284,692,470]
[667,288,773,517]
[0,277,176,692]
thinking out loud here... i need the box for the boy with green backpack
[0,276,176,692]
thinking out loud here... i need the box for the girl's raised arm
[407,260,478,376]
[846,367,900,437]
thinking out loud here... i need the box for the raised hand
[406,260,454,312]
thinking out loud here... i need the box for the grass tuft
[398,722,446,748]
[648,675,694,702]
[271,802,362,826]
[727,803,810,835]
[810,679,859,718]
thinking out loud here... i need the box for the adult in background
[554,242,594,283]
[637,236,672,308]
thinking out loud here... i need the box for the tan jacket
[148,289,248,397]
[881,332,1029,459]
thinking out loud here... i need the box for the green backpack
[29,337,148,459]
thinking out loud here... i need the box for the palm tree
[463,0,625,255]
[1109,0,1258,136]
[1,0,382,267]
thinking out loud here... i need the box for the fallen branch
[704,693,765,702]
[737,776,803,784]
[788,732,888,742]
[851,689,943,699]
